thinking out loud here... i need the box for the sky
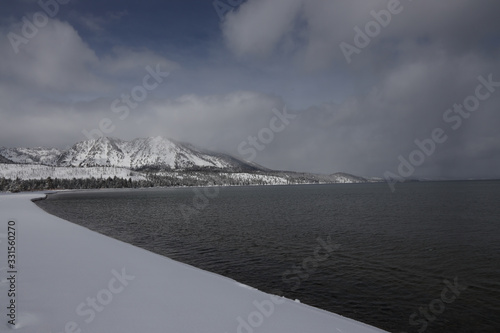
[0,0,499,180]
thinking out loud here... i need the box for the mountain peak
[1,136,265,172]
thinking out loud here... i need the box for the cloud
[0,17,179,94]
[222,0,387,69]
[222,0,303,57]
[216,0,500,178]
[100,47,180,78]
[133,91,286,151]
[0,17,179,147]
[0,19,102,93]
[222,0,500,70]
[0,1,499,180]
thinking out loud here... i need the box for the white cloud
[223,0,303,57]
[0,19,102,93]
[0,18,179,95]
[145,91,285,151]
[222,0,500,70]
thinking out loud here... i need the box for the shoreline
[1,180,385,197]
[2,178,498,197]
[0,192,388,332]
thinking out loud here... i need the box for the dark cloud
[0,0,499,179]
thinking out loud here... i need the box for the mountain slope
[0,155,14,164]
[0,137,373,184]
[3,136,265,172]
[0,164,145,181]
[0,147,61,165]
[329,172,367,183]
[57,137,130,168]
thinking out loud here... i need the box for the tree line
[0,171,306,192]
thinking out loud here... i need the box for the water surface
[36,181,500,332]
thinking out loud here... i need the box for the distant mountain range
[0,136,374,185]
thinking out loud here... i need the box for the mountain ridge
[0,136,370,185]
[1,136,265,172]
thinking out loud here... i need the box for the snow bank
[0,192,388,333]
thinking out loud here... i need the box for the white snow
[0,147,61,165]
[334,175,358,183]
[1,136,236,170]
[55,136,234,169]
[223,172,289,184]
[0,192,388,333]
[0,164,290,185]
[0,164,146,181]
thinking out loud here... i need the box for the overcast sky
[1,0,499,179]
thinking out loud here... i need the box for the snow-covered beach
[0,192,388,333]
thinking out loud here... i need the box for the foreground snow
[0,193,388,333]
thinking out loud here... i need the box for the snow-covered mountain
[0,137,374,185]
[0,155,14,164]
[329,172,367,183]
[0,147,61,165]
[1,136,264,172]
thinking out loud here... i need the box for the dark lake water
[36,181,500,332]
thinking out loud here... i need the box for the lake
[36,181,500,332]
